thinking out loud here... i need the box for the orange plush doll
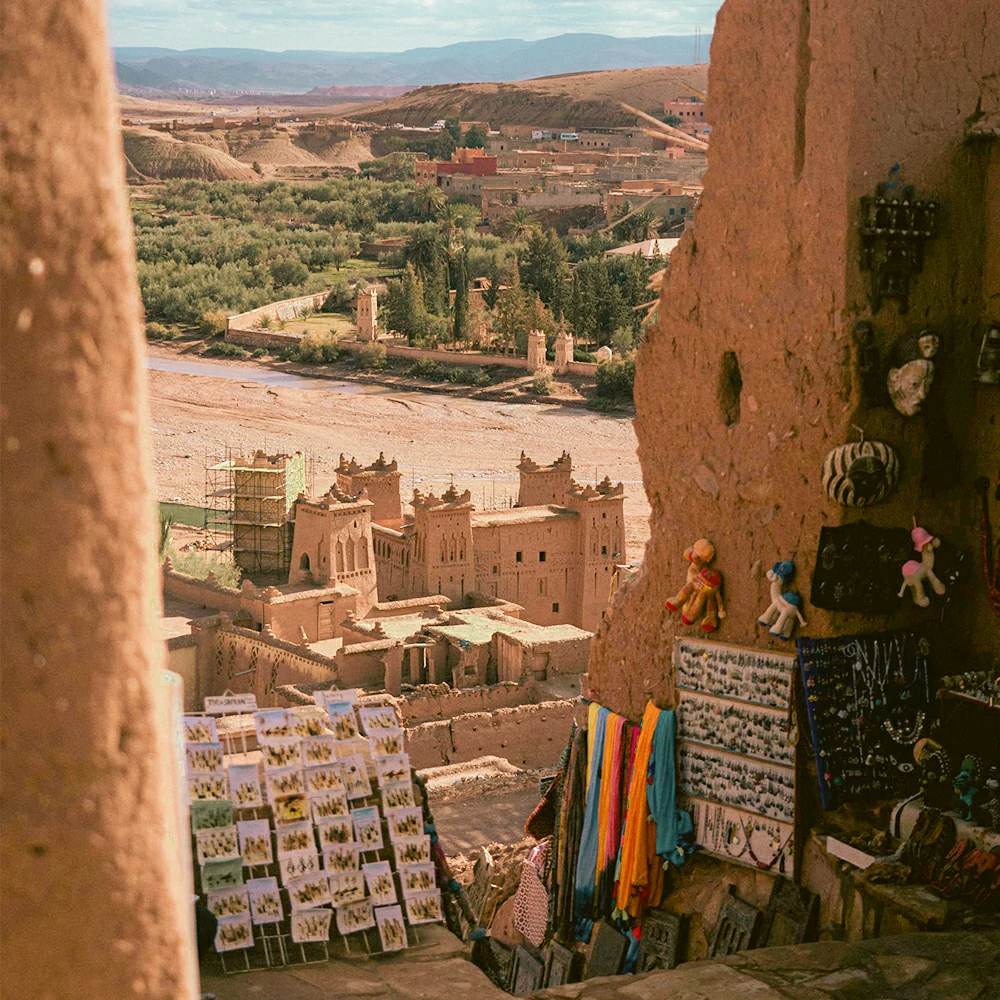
[666,539,726,632]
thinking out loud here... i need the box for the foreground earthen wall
[588,0,1000,717]
[0,0,197,994]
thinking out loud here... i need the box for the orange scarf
[613,701,663,919]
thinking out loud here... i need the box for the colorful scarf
[554,727,587,941]
[574,704,609,940]
[595,711,626,916]
[612,701,660,919]
[647,708,685,865]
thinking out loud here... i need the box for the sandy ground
[146,349,651,555]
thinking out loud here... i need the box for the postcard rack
[182,691,445,973]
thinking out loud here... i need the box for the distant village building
[665,95,708,122]
[414,148,498,186]
[356,287,378,341]
[605,237,681,259]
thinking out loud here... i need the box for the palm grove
[133,161,667,399]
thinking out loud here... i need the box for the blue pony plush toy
[757,560,807,640]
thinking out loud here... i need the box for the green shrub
[530,369,554,396]
[409,358,445,380]
[252,348,267,358]
[201,309,229,337]
[574,348,597,363]
[322,280,353,312]
[457,366,491,387]
[203,341,249,359]
[294,331,341,364]
[594,355,636,401]
[355,341,388,370]
[145,321,175,340]
[168,543,242,588]
[258,315,272,330]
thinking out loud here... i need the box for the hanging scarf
[595,712,626,915]
[573,704,609,940]
[612,701,660,919]
[646,707,688,867]
[555,727,587,941]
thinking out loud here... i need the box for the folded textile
[613,701,660,919]
[574,704,609,940]
[647,708,686,866]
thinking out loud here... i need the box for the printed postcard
[404,889,443,926]
[335,898,375,935]
[237,818,273,867]
[362,861,397,906]
[247,876,283,925]
[287,872,332,910]
[328,870,366,906]
[190,799,233,831]
[195,825,240,865]
[399,862,435,897]
[214,913,253,952]
[183,716,218,744]
[291,908,332,944]
[393,836,431,867]
[185,742,224,775]
[375,904,407,952]
[227,764,263,809]
[381,781,415,811]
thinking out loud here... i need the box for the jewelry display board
[797,627,934,810]
[675,639,798,877]
[182,692,442,973]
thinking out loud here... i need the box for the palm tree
[614,207,661,243]
[414,181,446,218]
[404,227,442,278]
[499,208,540,242]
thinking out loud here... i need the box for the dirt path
[147,351,651,554]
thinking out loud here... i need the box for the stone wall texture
[588,0,1000,718]
[1,0,198,994]
[405,700,586,769]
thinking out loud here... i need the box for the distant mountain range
[113,34,710,95]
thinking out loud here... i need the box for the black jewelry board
[810,521,912,613]
[797,626,934,810]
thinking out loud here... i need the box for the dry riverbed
[146,345,652,555]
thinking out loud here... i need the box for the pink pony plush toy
[899,521,946,607]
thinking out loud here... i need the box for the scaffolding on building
[204,447,314,582]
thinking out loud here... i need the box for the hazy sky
[109,0,723,52]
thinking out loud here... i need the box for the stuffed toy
[666,540,725,632]
[757,559,807,640]
[899,523,946,607]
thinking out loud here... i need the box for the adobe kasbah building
[2,0,998,997]
[329,450,626,631]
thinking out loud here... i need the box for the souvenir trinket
[953,755,982,822]
[887,329,940,416]
[822,429,899,507]
[975,326,1000,384]
[756,560,807,640]
[859,178,938,313]
[666,539,725,632]
[853,321,885,407]
[984,768,1000,832]
[899,522,946,607]
[913,738,952,809]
